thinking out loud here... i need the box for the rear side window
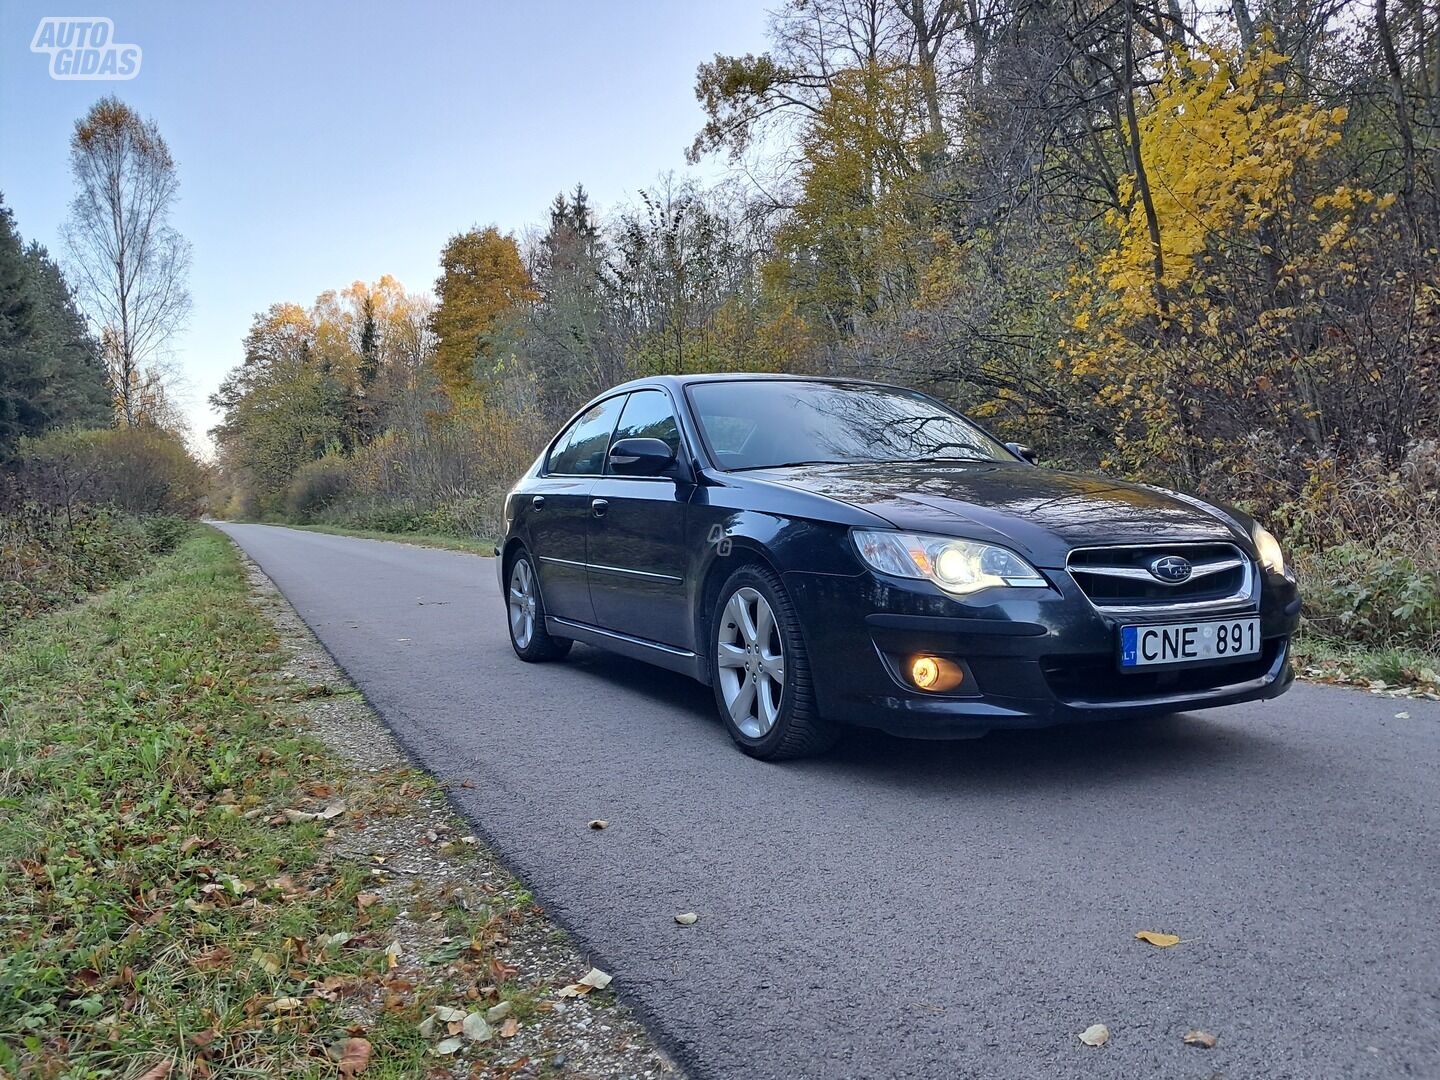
[547,396,624,475]
[607,390,681,472]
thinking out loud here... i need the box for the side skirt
[546,616,709,683]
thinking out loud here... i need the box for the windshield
[687,380,1012,471]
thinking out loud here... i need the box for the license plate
[1120,617,1260,668]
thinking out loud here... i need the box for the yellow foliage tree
[1065,40,1355,477]
[431,227,537,400]
[777,64,937,333]
[1096,42,1345,324]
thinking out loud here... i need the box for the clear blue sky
[0,0,771,449]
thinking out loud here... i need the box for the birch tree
[63,96,191,426]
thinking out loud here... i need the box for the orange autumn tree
[430,227,537,401]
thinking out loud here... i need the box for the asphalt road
[217,523,1439,1080]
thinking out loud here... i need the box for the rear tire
[709,563,838,760]
[506,549,572,662]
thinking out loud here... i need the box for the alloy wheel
[509,558,538,650]
[716,586,786,738]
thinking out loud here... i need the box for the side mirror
[1005,442,1038,465]
[608,437,677,476]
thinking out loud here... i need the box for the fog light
[909,655,965,692]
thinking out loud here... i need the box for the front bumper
[784,565,1301,738]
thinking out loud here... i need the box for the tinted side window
[607,390,681,473]
[547,396,625,475]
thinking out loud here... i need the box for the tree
[0,194,110,454]
[210,303,347,502]
[63,96,191,426]
[430,227,537,399]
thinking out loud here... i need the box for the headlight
[1251,523,1288,577]
[852,530,1048,596]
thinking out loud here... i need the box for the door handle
[591,498,608,518]
[531,495,545,511]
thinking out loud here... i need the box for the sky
[0,0,773,451]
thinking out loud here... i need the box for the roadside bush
[285,453,352,521]
[0,501,155,635]
[1272,443,1440,656]
[19,426,206,518]
[142,514,192,555]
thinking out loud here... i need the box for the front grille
[1042,639,1281,704]
[1067,543,1252,613]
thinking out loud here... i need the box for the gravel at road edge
[240,549,683,1080]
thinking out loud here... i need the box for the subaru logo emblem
[1149,555,1192,583]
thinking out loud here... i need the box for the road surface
[216,523,1439,1080]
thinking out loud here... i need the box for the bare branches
[63,96,191,428]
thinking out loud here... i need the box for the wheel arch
[692,539,784,685]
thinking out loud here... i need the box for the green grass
[279,523,496,556]
[0,528,517,1077]
[1292,632,1440,689]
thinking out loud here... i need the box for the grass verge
[0,529,543,1077]
[1291,633,1440,694]
[271,524,496,556]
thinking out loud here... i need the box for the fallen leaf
[1078,1023,1110,1047]
[500,1016,519,1038]
[674,912,699,926]
[136,1061,174,1080]
[1395,711,1410,719]
[318,801,347,820]
[251,950,282,975]
[432,1037,463,1056]
[356,892,380,910]
[433,1005,466,1023]
[486,1001,512,1023]
[282,808,319,824]
[268,997,304,1013]
[577,967,612,990]
[1183,1029,1218,1049]
[587,819,609,830]
[337,1037,372,1076]
[384,941,400,970]
[418,1015,436,1039]
[191,946,231,971]
[462,1012,492,1042]
[1135,930,1182,948]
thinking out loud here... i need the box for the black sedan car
[498,375,1300,759]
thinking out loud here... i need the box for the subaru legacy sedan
[498,375,1300,759]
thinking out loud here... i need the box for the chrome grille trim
[1066,542,1256,616]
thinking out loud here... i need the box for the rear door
[527,395,625,624]
[586,388,693,647]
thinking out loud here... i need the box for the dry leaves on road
[1078,1023,1110,1047]
[588,819,609,830]
[1135,930,1182,947]
[674,912,698,925]
[1183,1029,1218,1048]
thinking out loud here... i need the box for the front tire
[709,564,837,760]
[507,549,572,662]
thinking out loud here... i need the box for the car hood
[745,461,1250,567]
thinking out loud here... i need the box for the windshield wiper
[730,459,853,472]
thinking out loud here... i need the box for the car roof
[605,372,907,395]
